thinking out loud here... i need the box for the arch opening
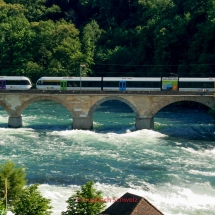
[88,96,139,118]
[154,101,215,140]
[22,100,73,130]
[93,100,136,133]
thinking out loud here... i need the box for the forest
[0,0,215,82]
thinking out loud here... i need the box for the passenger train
[0,76,32,90]
[36,77,215,92]
[0,76,215,92]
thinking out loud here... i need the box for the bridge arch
[16,96,74,116]
[148,97,215,118]
[88,96,140,118]
[0,101,12,116]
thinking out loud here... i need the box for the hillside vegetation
[0,0,215,81]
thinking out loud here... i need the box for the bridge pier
[135,117,154,130]
[8,116,22,128]
[72,117,93,130]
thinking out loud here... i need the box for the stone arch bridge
[0,93,214,129]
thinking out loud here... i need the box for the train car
[36,77,102,91]
[162,77,179,91]
[103,77,161,91]
[0,76,32,90]
[178,77,215,91]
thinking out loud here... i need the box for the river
[0,100,215,215]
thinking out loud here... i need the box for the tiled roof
[99,192,164,215]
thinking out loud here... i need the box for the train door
[119,80,126,91]
[60,80,67,90]
[0,80,6,90]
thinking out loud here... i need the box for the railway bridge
[0,91,215,129]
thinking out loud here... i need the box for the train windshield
[27,78,33,85]
[36,80,42,85]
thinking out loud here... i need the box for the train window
[67,81,73,87]
[93,81,101,87]
[67,81,80,87]
[20,80,30,85]
[126,81,160,88]
[82,81,91,87]
[82,81,101,87]
[6,80,21,85]
[179,82,214,88]
[103,81,118,87]
[73,81,80,87]
[6,80,14,85]
[42,81,60,85]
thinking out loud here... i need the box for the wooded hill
[0,0,215,81]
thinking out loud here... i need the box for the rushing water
[0,100,215,215]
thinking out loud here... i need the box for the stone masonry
[0,93,214,129]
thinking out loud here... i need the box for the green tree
[0,1,33,76]
[50,19,83,76]
[0,161,27,209]
[30,19,83,77]
[81,20,102,73]
[3,0,61,21]
[0,201,6,215]
[62,181,106,215]
[13,184,52,215]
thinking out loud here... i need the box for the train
[36,77,215,92]
[0,76,32,90]
[0,76,215,92]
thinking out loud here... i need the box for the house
[99,192,164,215]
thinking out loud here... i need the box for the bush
[62,181,106,215]
[13,184,52,215]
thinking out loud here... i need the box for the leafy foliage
[29,19,83,77]
[0,2,31,75]
[0,201,6,215]
[62,181,106,215]
[0,161,27,208]
[82,20,102,73]
[1,0,215,79]
[13,184,52,215]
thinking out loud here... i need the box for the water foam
[36,181,215,215]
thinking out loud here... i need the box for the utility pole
[5,179,7,213]
[80,63,86,94]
